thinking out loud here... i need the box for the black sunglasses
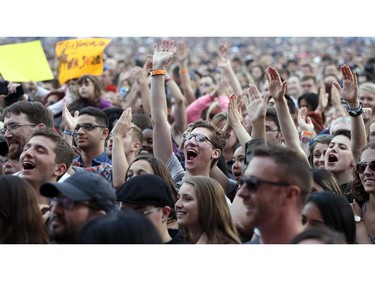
[239,176,290,193]
[356,160,375,174]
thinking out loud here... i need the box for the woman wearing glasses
[175,176,241,244]
[351,142,375,244]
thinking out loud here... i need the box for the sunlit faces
[3,112,36,159]
[74,114,106,151]
[126,159,154,180]
[183,127,219,174]
[78,78,96,101]
[301,202,324,229]
[20,136,65,186]
[358,148,375,194]
[175,182,199,228]
[3,157,21,175]
[286,76,302,97]
[312,143,329,169]
[232,146,245,183]
[140,128,153,155]
[325,135,354,174]
[199,76,214,95]
[359,90,375,113]
[265,120,282,145]
[237,156,288,229]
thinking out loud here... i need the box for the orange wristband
[150,69,166,76]
[179,69,188,75]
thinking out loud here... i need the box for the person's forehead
[245,156,276,176]
[191,127,212,136]
[27,135,56,150]
[77,114,96,123]
[331,135,351,145]
[4,112,30,125]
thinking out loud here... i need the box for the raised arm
[111,107,132,189]
[150,39,177,163]
[266,66,309,165]
[333,64,366,159]
[175,41,196,105]
[227,94,251,151]
[165,70,187,145]
[217,42,243,97]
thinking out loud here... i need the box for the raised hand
[244,84,269,124]
[332,64,358,106]
[298,107,314,133]
[227,94,243,128]
[153,39,176,70]
[265,66,287,102]
[62,97,79,130]
[176,41,188,62]
[111,107,133,138]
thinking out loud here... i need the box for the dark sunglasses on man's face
[356,160,375,174]
[239,176,290,193]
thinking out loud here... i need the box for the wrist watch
[354,215,363,223]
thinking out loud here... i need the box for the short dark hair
[79,106,109,128]
[1,101,54,128]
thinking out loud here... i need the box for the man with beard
[1,101,54,174]
[40,171,116,243]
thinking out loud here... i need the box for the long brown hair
[183,176,241,244]
[0,176,49,243]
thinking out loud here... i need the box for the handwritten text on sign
[55,38,111,85]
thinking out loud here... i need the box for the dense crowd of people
[0,36,375,245]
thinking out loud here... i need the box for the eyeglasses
[183,133,214,145]
[239,176,290,193]
[356,160,375,174]
[1,123,36,135]
[51,197,93,210]
[116,202,161,215]
[265,126,279,133]
[74,123,105,133]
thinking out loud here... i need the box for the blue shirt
[72,150,112,168]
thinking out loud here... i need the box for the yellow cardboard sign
[0,40,54,82]
[56,38,111,85]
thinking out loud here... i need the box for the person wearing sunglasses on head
[237,144,312,244]
[351,142,375,244]
[40,171,116,244]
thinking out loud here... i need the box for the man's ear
[101,128,109,140]
[211,148,221,160]
[132,141,141,153]
[53,163,67,177]
[36,123,46,129]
